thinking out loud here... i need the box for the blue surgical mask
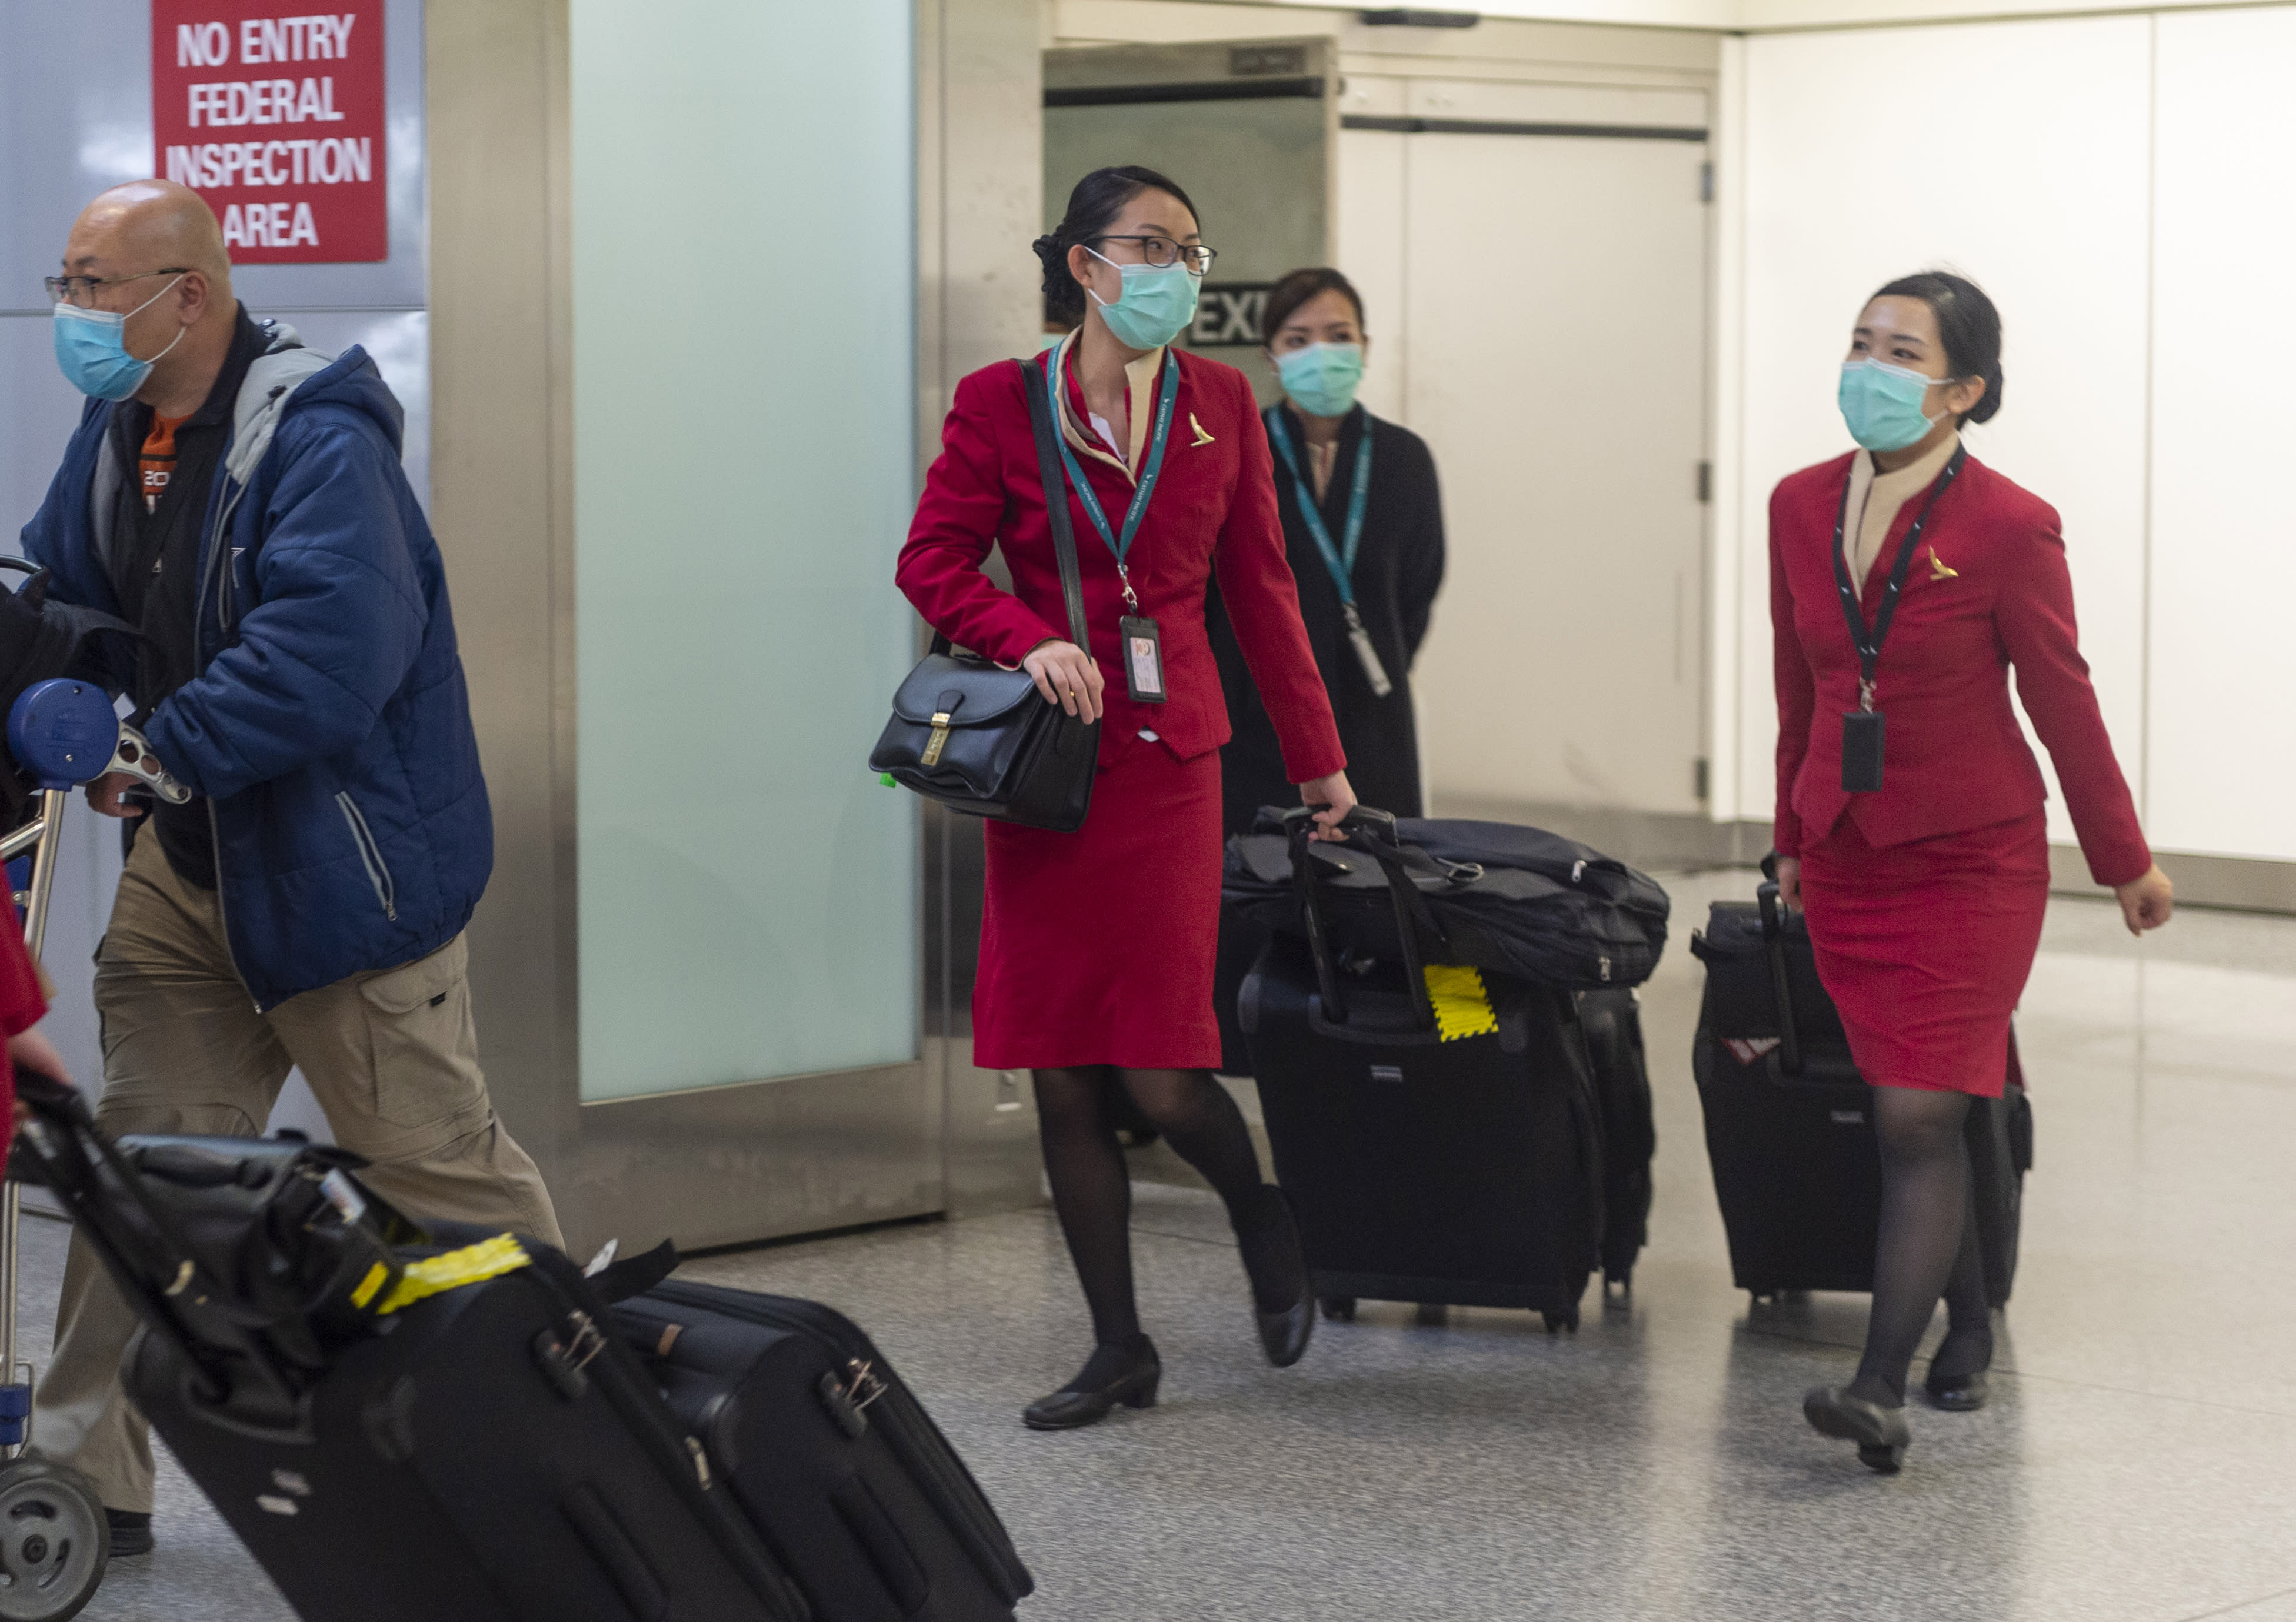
[52,275,188,401]
[1838,357,1958,453]
[1275,342,1365,418]
[1085,248,1201,351]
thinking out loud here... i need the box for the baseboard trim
[1427,795,2296,917]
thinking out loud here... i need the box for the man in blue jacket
[23,181,562,1556]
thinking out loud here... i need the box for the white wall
[2147,8,2296,864]
[1718,5,2296,867]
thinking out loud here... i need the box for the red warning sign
[151,5,388,264]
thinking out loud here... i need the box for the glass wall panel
[571,1,918,1100]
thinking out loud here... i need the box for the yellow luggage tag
[356,1233,534,1317]
[1423,964,1499,1043]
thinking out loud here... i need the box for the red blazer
[898,348,1344,782]
[1771,450,2150,885]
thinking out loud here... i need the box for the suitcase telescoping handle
[1283,804,1437,1033]
[1755,861,1805,1078]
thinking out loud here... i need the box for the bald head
[68,179,232,288]
[59,179,239,416]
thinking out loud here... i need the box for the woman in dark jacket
[1211,267,1445,836]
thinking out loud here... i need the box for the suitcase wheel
[0,1454,108,1619]
[1542,1307,1579,1335]
[1602,1267,1633,1301]
[1412,1303,1448,1327]
[1317,1296,1357,1323]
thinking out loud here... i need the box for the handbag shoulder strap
[1017,355,1091,648]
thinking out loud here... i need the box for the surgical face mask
[1275,342,1365,418]
[52,275,188,401]
[1085,247,1201,351]
[1837,357,1960,453]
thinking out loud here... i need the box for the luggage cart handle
[6,680,188,803]
[1283,805,1438,1033]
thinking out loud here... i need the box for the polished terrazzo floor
[42,870,2296,1621]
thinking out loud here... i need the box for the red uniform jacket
[1771,450,2150,885]
[898,348,1344,782]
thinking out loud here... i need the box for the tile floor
[39,870,2296,1621]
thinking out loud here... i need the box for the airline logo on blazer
[1927,547,1959,581]
[1189,413,1215,447]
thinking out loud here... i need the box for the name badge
[1841,710,1885,793]
[1120,615,1167,704]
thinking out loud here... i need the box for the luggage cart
[0,677,189,1620]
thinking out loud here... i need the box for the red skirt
[1797,810,2050,1097]
[974,742,1224,1071]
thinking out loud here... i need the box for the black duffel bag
[1223,808,1671,990]
[871,356,1099,832]
[15,1071,431,1428]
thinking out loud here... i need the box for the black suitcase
[14,1078,808,1622]
[1689,874,2034,1304]
[612,1281,1033,1622]
[1238,808,1607,1331]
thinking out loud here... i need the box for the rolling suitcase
[1689,870,2034,1304]
[13,1077,808,1622]
[612,1281,1033,1622]
[1239,808,1606,1331]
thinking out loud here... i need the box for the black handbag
[871,357,1099,831]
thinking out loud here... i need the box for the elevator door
[1392,129,1711,817]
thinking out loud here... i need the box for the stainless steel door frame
[434,0,1049,1261]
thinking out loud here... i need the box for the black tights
[1850,1087,1994,1407]
[1033,1067,1296,1348]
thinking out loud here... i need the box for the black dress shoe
[1802,1386,1911,1473]
[1924,1367,1989,1412]
[1241,1187,1314,1368]
[1022,1335,1160,1431]
[106,1508,154,1557]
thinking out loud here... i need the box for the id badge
[1841,710,1886,794]
[1120,615,1168,704]
[1341,604,1394,698]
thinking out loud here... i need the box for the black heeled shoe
[1923,1326,1993,1411]
[1802,1386,1912,1473]
[1022,1335,1161,1431]
[1239,1185,1314,1368]
[1924,1367,1989,1412]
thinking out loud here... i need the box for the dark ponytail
[1872,271,2004,425]
[1033,165,1201,327]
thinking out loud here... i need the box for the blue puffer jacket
[19,325,491,1010]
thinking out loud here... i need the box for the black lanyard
[1830,444,1965,712]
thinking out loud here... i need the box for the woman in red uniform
[1772,272,2174,1471]
[898,166,1355,1430]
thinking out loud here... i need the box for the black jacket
[1210,404,1445,833]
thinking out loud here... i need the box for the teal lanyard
[1047,345,1182,614]
[1265,407,1374,607]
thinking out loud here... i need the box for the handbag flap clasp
[891,654,1040,728]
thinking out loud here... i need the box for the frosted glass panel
[571,1,918,1100]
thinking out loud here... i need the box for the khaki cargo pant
[35,831,564,1512]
